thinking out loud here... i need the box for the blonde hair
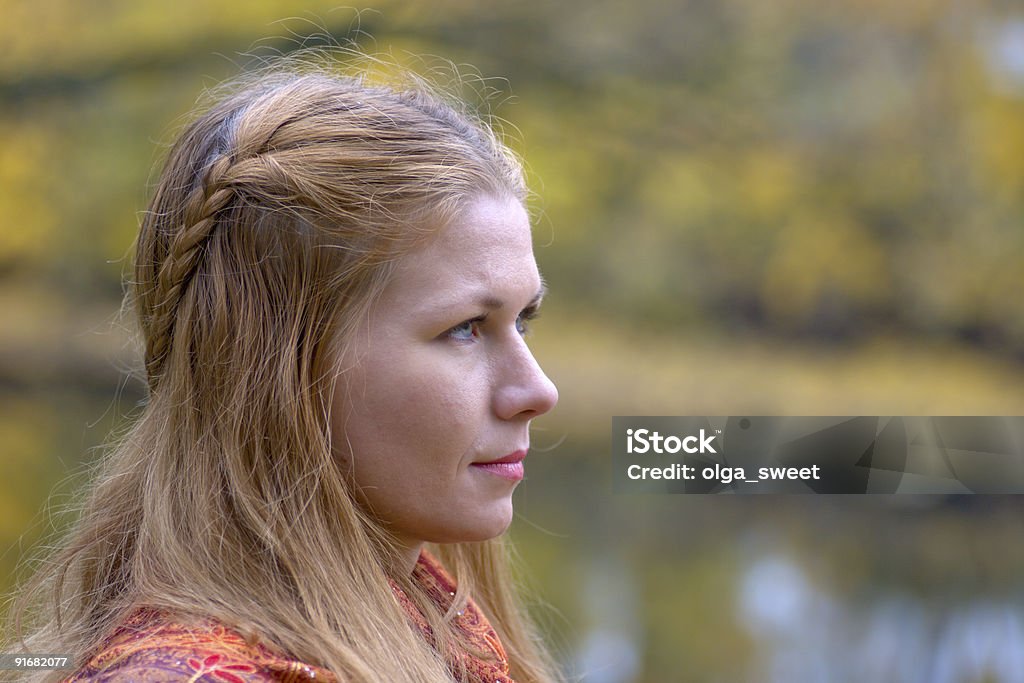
[8,59,561,683]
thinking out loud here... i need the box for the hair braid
[145,155,236,388]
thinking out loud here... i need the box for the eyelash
[446,306,540,342]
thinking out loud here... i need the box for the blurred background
[3,1,1024,681]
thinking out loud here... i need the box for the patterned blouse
[65,551,514,682]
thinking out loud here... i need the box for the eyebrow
[476,278,547,311]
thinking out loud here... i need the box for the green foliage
[3,0,1024,341]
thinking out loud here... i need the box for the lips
[470,449,527,481]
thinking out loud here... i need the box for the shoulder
[64,610,332,683]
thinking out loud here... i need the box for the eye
[516,305,540,336]
[446,315,486,342]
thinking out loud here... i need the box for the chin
[433,501,515,544]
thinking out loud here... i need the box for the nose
[493,336,559,421]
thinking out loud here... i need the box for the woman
[10,59,561,682]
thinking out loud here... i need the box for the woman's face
[331,194,558,560]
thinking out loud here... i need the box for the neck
[388,537,424,576]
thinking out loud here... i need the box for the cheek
[332,351,492,539]
[339,350,484,477]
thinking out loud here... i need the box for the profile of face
[330,194,558,561]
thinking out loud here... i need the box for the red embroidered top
[64,551,514,682]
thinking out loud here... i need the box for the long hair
[8,59,562,683]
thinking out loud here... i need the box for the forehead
[382,195,539,305]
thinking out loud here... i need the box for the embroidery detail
[66,550,514,683]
